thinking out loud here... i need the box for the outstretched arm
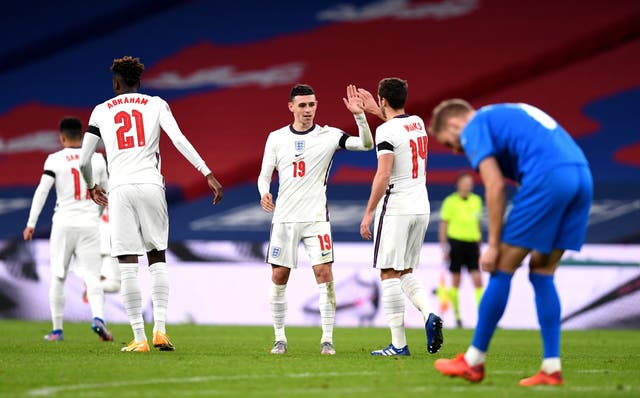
[23,174,54,240]
[343,84,374,151]
[160,101,223,204]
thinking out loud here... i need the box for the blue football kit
[461,103,592,253]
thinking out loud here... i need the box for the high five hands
[343,84,366,114]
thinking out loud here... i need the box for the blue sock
[529,272,561,358]
[471,270,513,351]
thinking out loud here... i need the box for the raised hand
[357,88,384,120]
[343,84,365,114]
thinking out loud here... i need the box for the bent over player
[24,117,113,342]
[359,78,443,356]
[429,99,592,386]
[80,56,223,352]
[258,84,374,355]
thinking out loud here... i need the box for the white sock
[149,262,169,334]
[270,283,287,342]
[382,278,406,348]
[101,256,121,293]
[318,281,336,343]
[541,357,562,374]
[49,276,65,330]
[465,345,486,366]
[84,271,105,320]
[120,263,146,342]
[400,273,434,320]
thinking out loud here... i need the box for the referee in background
[438,171,484,328]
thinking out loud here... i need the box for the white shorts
[373,213,429,270]
[49,224,101,279]
[267,221,334,268]
[109,184,168,257]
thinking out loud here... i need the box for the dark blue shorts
[502,165,592,254]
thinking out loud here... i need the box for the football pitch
[1,321,638,398]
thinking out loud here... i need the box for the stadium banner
[0,241,638,329]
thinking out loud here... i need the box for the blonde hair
[429,98,474,135]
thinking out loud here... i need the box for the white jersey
[259,124,348,222]
[86,93,210,190]
[375,115,430,215]
[27,148,107,228]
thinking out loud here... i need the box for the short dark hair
[59,117,83,140]
[455,170,474,185]
[290,84,315,101]
[111,56,145,87]
[378,78,408,110]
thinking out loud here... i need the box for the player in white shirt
[258,84,374,355]
[23,117,113,342]
[83,206,121,303]
[359,78,444,356]
[79,56,223,353]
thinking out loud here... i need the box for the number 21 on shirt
[115,109,146,149]
[409,136,427,178]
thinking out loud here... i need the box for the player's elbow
[78,155,90,169]
[484,177,504,196]
[377,170,392,183]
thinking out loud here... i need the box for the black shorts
[448,238,480,273]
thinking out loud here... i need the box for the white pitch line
[26,369,639,397]
[574,369,611,374]
[27,371,378,397]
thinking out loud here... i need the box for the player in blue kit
[428,99,592,386]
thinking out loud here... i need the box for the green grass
[1,321,638,398]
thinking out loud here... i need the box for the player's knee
[147,249,166,265]
[271,266,290,285]
[313,264,333,283]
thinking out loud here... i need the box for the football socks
[471,270,513,351]
[382,278,407,349]
[270,283,287,342]
[318,281,336,344]
[120,263,146,342]
[49,276,65,331]
[530,272,561,358]
[400,273,434,320]
[150,262,169,334]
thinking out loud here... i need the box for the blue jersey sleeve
[461,113,495,170]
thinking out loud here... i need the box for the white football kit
[258,114,372,267]
[373,115,431,270]
[80,93,211,256]
[26,148,107,278]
